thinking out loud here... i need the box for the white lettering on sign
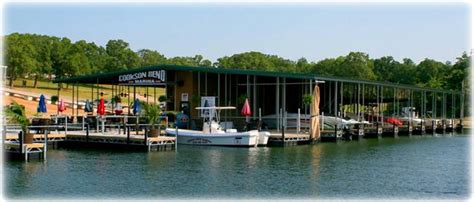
[119,72,147,82]
[147,70,166,82]
[118,70,166,85]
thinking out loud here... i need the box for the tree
[29,34,53,88]
[5,33,39,87]
[415,58,448,89]
[446,52,469,90]
[105,39,140,71]
[296,57,311,73]
[3,33,468,93]
[391,58,417,85]
[329,52,377,80]
[51,37,72,80]
[137,49,166,66]
[216,51,296,72]
[373,56,400,82]
[311,57,343,76]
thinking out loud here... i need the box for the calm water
[5,133,471,200]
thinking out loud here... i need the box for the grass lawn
[7,79,166,101]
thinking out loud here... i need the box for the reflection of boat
[166,106,266,147]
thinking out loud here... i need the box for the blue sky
[4,3,471,63]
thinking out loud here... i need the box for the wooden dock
[62,131,176,151]
[6,133,66,142]
[411,124,424,135]
[349,127,365,140]
[382,125,399,138]
[5,143,46,161]
[364,124,383,138]
[267,130,310,146]
[320,129,343,142]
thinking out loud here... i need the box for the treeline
[4,33,470,91]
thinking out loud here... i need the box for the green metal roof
[53,64,461,94]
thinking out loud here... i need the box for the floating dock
[61,131,176,151]
[364,124,383,138]
[320,129,343,142]
[267,130,310,146]
[5,143,46,161]
[382,125,399,138]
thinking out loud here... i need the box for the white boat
[257,131,271,146]
[262,113,365,129]
[166,106,268,147]
[398,107,423,125]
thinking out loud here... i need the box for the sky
[3,3,471,63]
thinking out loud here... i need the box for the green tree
[137,49,166,66]
[336,52,376,80]
[51,37,72,79]
[311,57,340,76]
[5,33,39,87]
[216,51,296,72]
[446,52,469,90]
[29,34,53,88]
[415,58,448,89]
[373,56,400,82]
[105,39,140,71]
[296,57,311,73]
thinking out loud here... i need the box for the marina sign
[118,70,166,86]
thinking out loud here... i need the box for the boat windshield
[195,106,236,124]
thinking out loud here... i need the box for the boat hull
[258,131,271,146]
[166,128,259,146]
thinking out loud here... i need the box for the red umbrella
[241,98,252,116]
[58,99,66,113]
[97,98,105,116]
[386,117,403,126]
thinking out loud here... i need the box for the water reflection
[4,134,470,199]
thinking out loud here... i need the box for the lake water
[4,133,471,200]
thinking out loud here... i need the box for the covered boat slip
[54,64,465,144]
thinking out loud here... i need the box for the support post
[126,125,130,144]
[86,123,89,143]
[175,126,178,152]
[2,126,5,153]
[297,108,301,134]
[334,81,338,117]
[381,86,384,127]
[44,129,48,160]
[246,75,250,123]
[253,75,257,120]
[276,77,280,132]
[65,116,68,135]
[321,112,325,130]
[144,127,148,146]
[19,131,23,154]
